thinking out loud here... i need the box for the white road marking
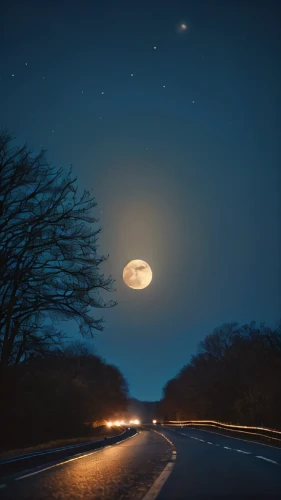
[0,439,103,464]
[15,449,105,480]
[164,428,279,464]
[15,432,138,481]
[256,456,278,465]
[152,430,173,446]
[0,430,129,465]
[182,427,281,450]
[141,454,176,500]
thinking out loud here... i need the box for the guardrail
[0,428,137,478]
[163,420,281,443]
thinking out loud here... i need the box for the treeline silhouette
[158,322,281,429]
[0,131,126,450]
[0,343,129,450]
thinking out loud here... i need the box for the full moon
[123,259,152,290]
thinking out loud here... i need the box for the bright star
[177,22,188,33]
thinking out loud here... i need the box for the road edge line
[0,430,128,465]
[14,431,138,482]
[140,429,176,500]
[141,460,175,500]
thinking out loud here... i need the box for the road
[0,426,280,499]
[0,429,171,499]
[155,425,281,499]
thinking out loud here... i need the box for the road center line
[224,446,232,450]
[181,427,281,450]
[235,450,251,454]
[256,456,278,465]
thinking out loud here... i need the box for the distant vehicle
[106,419,140,427]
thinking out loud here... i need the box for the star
[101,91,104,94]
[25,62,28,66]
[81,90,84,94]
[177,22,188,33]
[12,74,15,77]
[192,100,195,104]
[130,73,134,76]
[52,130,54,133]
[163,85,166,88]
[153,46,157,50]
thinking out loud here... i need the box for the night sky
[1,0,280,401]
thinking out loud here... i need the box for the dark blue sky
[1,0,280,400]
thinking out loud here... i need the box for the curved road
[0,426,280,499]
[0,429,171,499]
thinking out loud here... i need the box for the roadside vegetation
[0,343,129,450]
[0,132,128,450]
[158,321,281,430]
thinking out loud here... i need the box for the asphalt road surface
[0,426,280,499]
[156,425,281,499]
[0,429,171,500]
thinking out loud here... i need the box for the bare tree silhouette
[0,131,116,373]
